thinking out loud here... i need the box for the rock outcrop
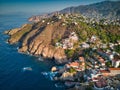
[6,12,120,64]
[6,16,68,63]
[6,24,33,44]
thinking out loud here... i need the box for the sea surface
[0,13,63,90]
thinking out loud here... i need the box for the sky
[0,0,118,15]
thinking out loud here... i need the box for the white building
[112,60,120,68]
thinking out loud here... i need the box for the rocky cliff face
[6,16,69,63]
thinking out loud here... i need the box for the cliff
[5,13,120,64]
[6,16,70,63]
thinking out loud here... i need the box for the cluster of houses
[55,32,78,49]
[65,56,85,72]
[80,35,98,49]
[82,16,120,26]
[32,12,120,27]
[39,13,120,89]
[49,46,120,90]
[62,32,78,49]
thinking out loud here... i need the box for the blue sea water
[0,13,63,90]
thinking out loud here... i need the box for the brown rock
[6,18,68,63]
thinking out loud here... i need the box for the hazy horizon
[0,0,119,15]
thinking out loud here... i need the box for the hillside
[60,1,120,20]
[5,14,120,63]
[29,1,120,22]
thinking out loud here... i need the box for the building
[81,42,90,48]
[100,70,110,76]
[112,59,120,68]
[69,62,80,68]
[94,76,107,90]
[98,57,105,66]
[109,68,120,76]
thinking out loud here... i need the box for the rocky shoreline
[4,12,120,90]
[5,15,69,64]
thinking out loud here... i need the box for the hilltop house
[80,42,90,48]
[109,68,120,76]
[112,59,120,68]
[100,68,120,76]
[98,57,105,66]
[90,35,97,43]
[62,32,78,49]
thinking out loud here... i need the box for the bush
[114,45,120,53]
[65,49,74,58]
[106,61,112,67]
[69,67,76,73]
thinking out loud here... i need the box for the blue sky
[0,0,117,14]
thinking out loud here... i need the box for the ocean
[0,13,64,90]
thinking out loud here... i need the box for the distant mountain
[5,1,120,64]
[29,1,120,22]
[60,1,120,20]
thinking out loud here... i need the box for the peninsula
[5,1,120,90]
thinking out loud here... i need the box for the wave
[41,71,58,81]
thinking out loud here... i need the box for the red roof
[79,57,85,61]
[98,57,105,63]
[70,62,79,67]
[100,70,110,73]
[109,68,120,70]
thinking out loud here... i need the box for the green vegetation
[114,45,120,53]
[69,67,76,73]
[106,61,112,67]
[65,49,74,58]
[70,18,120,44]
[52,38,60,46]
[94,24,120,43]
[9,24,33,44]
[72,48,81,60]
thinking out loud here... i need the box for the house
[112,59,120,68]
[98,57,105,66]
[63,44,67,49]
[69,32,78,41]
[79,57,85,62]
[81,42,90,48]
[62,23,65,26]
[56,42,62,47]
[109,68,120,76]
[100,44,107,48]
[90,35,97,42]
[42,20,45,23]
[62,32,78,49]
[73,22,78,25]
[79,57,85,70]
[69,62,79,68]
[100,70,110,76]
[109,54,114,60]
[94,64,100,69]
[58,16,62,19]
[90,69,100,79]
[109,43,114,49]
[76,68,82,71]
[65,64,70,69]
